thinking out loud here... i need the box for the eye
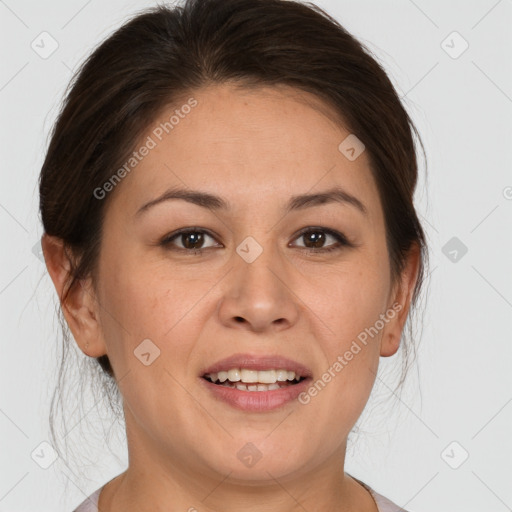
[159,226,352,255]
[159,228,221,253]
[290,227,352,253]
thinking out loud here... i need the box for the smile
[203,368,306,392]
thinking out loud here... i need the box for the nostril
[234,317,245,323]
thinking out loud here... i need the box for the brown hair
[39,0,428,463]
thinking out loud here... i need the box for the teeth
[248,383,282,392]
[227,369,241,382]
[256,370,276,384]
[240,369,259,383]
[213,381,290,392]
[205,368,302,385]
[276,370,288,381]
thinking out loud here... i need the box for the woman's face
[72,83,417,483]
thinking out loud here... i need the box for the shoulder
[350,474,412,512]
[73,486,103,512]
[368,487,411,512]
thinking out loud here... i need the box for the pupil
[183,232,204,249]
[306,231,324,248]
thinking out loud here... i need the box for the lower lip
[199,377,311,412]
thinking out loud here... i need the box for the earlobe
[380,243,421,357]
[41,234,107,358]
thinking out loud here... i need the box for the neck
[101,448,377,512]
[99,410,377,512]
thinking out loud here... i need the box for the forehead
[107,82,380,219]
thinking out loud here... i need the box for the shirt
[73,475,410,512]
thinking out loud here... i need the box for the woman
[39,0,428,510]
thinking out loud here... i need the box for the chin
[200,442,310,484]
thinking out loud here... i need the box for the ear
[380,242,421,357]
[41,233,107,358]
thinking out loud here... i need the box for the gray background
[1,0,511,511]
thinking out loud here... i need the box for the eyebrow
[134,185,368,218]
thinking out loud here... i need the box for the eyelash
[159,226,353,255]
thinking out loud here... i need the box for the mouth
[202,369,308,391]
[199,353,312,411]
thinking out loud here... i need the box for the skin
[43,82,420,512]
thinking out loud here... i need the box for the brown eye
[302,230,327,248]
[291,227,351,253]
[160,229,220,252]
[179,231,205,249]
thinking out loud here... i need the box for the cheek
[310,262,390,346]
[301,270,387,427]
[95,260,206,420]
[96,253,207,368]
[302,255,390,405]
[97,251,236,404]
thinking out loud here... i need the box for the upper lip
[200,353,312,378]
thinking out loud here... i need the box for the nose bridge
[236,234,282,293]
[217,232,300,332]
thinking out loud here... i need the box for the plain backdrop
[1,0,511,511]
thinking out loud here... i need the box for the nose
[217,241,300,333]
